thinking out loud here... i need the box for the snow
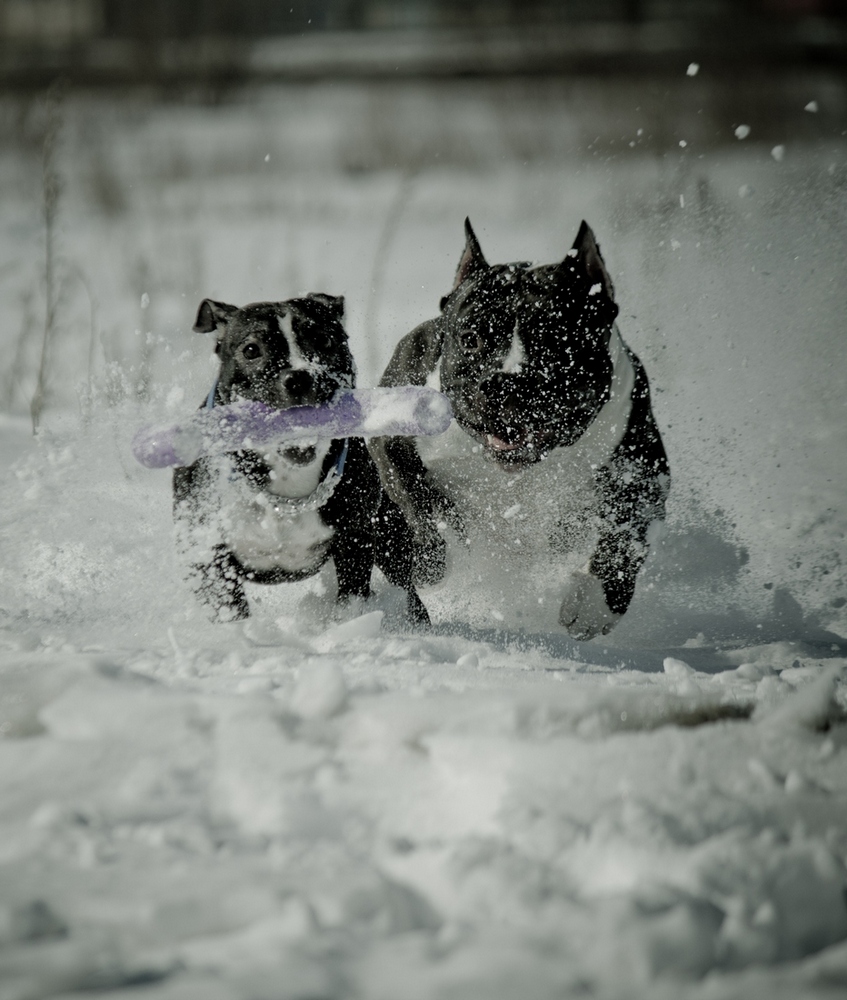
[0,79,846,998]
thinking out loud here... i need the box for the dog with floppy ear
[173,292,429,626]
[368,220,669,639]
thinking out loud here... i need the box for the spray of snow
[0,84,845,998]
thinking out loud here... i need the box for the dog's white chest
[418,428,598,629]
[426,422,599,522]
[217,448,336,576]
[224,500,335,576]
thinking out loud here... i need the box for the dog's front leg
[332,530,374,607]
[174,462,250,622]
[192,546,250,622]
[368,435,459,586]
[371,490,431,626]
[561,352,670,640]
[370,317,457,587]
[560,460,667,640]
[558,497,643,641]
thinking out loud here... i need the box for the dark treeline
[1,0,844,44]
[0,0,844,88]
[99,0,847,36]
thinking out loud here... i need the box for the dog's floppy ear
[193,299,238,335]
[306,293,345,321]
[569,221,616,302]
[452,216,488,291]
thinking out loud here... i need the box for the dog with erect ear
[172,292,429,626]
[368,220,669,640]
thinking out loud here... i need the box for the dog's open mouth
[482,423,583,465]
[486,433,525,454]
[463,402,602,466]
[452,413,540,463]
[481,429,543,465]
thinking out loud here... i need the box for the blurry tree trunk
[31,90,63,435]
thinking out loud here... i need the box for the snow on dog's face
[193,293,355,467]
[438,219,620,467]
[194,293,355,409]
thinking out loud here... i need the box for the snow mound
[2,640,845,998]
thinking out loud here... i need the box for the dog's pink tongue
[486,434,521,452]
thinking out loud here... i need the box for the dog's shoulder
[319,437,381,524]
[332,436,377,487]
[380,317,445,387]
[611,345,670,478]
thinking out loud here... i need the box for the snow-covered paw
[559,570,621,640]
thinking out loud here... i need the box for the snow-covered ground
[0,76,846,998]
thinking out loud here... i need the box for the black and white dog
[173,293,429,626]
[368,220,669,639]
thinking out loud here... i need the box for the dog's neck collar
[205,378,219,410]
[206,378,349,514]
[256,439,349,515]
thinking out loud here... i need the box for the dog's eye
[241,343,262,361]
[458,330,484,354]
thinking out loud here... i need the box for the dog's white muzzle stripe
[277,311,323,375]
[501,322,526,374]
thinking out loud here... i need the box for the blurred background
[1,0,844,396]
[0,0,844,642]
[0,1,845,89]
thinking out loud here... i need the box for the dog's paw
[559,570,621,640]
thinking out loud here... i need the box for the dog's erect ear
[452,217,488,290]
[306,293,345,321]
[569,221,616,301]
[193,299,238,335]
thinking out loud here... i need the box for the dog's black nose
[280,369,316,404]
